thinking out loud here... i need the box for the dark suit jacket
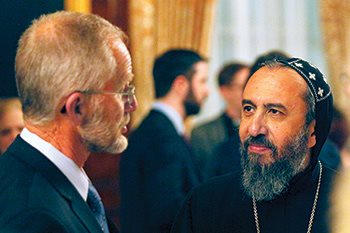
[0,136,119,233]
[120,110,201,233]
[191,113,235,177]
[208,133,241,178]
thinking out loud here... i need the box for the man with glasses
[120,49,209,233]
[0,11,136,233]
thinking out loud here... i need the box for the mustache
[243,134,277,152]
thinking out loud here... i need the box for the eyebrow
[242,99,256,107]
[242,99,287,111]
[264,103,287,111]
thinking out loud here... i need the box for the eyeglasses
[79,84,136,106]
[60,85,136,114]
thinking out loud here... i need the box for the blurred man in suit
[120,49,209,233]
[0,11,136,233]
[191,63,249,177]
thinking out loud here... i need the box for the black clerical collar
[285,160,321,195]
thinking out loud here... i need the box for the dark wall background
[0,0,63,98]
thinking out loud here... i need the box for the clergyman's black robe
[171,161,335,233]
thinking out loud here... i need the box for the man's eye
[269,109,281,115]
[243,105,253,112]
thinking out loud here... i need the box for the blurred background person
[0,97,24,155]
[191,62,249,178]
[318,107,346,171]
[120,49,209,233]
[327,106,350,168]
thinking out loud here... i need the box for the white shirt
[152,101,184,135]
[20,128,89,201]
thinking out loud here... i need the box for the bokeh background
[2,0,350,225]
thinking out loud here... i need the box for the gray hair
[15,11,126,124]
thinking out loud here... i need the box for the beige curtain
[321,0,350,112]
[64,0,91,13]
[321,2,350,232]
[129,0,217,128]
[330,169,350,233]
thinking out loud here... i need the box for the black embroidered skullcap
[277,57,333,161]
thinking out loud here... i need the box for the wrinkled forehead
[244,66,308,99]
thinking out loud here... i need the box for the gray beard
[78,98,128,154]
[240,126,310,201]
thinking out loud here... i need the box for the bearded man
[171,57,335,233]
[120,49,209,233]
[0,11,137,233]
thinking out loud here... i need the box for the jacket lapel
[9,137,103,233]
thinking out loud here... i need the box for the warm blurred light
[64,0,91,13]
[339,72,350,98]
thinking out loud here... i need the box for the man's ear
[219,86,229,100]
[307,120,316,148]
[64,93,85,124]
[172,75,189,95]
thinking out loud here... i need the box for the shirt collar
[152,101,184,135]
[20,128,89,201]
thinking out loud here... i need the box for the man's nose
[248,113,268,137]
[125,95,137,112]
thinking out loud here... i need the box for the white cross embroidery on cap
[295,63,303,68]
[309,72,316,80]
[318,87,324,97]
